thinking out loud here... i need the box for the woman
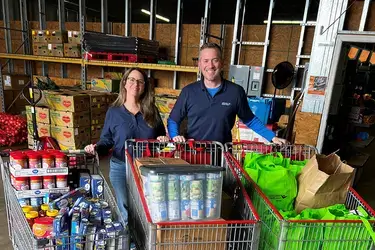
[84,68,168,223]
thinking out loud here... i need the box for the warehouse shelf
[0,53,199,73]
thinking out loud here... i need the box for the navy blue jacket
[96,105,166,162]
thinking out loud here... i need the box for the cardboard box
[27,134,34,149]
[27,122,51,137]
[48,43,64,57]
[91,124,104,139]
[91,79,120,93]
[3,74,29,90]
[25,105,50,124]
[155,96,177,114]
[31,30,48,43]
[33,43,49,56]
[46,90,90,112]
[86,91,109,109]
[51,125,90,150]
[64,43,81,58]
[68,30,81,44]
[104,72,123,80]
[47,30,67,43]
[156,218,227,250]
[91,107,107,125]
[50,110,90,127]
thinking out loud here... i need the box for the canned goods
[167,175,180,221]
[190,180,204,220]
[149,177,166,203]
[150,201,168,222]
[14,177,29,191]
[205,197,219,219]
[180,175,194,220]
[206,173,221,198]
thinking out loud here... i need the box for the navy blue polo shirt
[96,106,166,162]
[169,79,256,144]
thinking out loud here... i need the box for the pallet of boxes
[25,105,51,149]
[31,29,81,58]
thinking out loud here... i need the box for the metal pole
[261,0,274,68]
[3,0,14,73]
[0,71,4,112]
[125,0,132,36]
[230,0,242,65]
[203,0,211,42]
[359,0,370,31]
[101,0,108,33]
[19,0,31,75]
[173,0,183,89]
[237,0,247,64]
[80,0,87,89]
[38,0,48,76]
[149,0,157,40]
[58,0,67,78]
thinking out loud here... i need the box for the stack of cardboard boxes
[25,105,51,148]
[2,74,30,114]
[31,30,81,58]
[64,30,81,58]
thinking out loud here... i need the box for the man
[167,42,286,145]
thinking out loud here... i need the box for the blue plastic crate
[247,97,272,124]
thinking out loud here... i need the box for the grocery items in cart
[1,151,129,250]
[125,140,261,250]
[139,164,224,222]
[225,142,375,250]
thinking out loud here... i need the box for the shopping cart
[0,150,129,250]
[225,142,375,250]
[125,139,261,250]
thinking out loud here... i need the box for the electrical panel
[228,65,264,97]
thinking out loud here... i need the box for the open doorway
[319,34,375,206]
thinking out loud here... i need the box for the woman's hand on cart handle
[172,135,186,143]
[272,137,288,145]
[157,136,170,142]
[84,144,97,155]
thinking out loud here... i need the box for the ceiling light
[141,9,170,23]
[263,20,316,25]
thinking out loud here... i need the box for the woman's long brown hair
[112,68,160,128]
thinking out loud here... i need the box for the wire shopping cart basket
[225,142,375,250]
[0,150,129,250]
[125,139,261,250]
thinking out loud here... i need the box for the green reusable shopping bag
[243,152,299,211]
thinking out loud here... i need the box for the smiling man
[167,42,286,145]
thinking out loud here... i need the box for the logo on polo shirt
[221,102,231,106]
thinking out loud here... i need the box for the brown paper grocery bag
[295,153,355,213]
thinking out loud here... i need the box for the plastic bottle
[54,152,68,168]
[14,177,29,191]
[39,204,49,217]
[30,176,43,190]
[42,153,55,168]
[56,175,68,188]
[10,152,27,169]
[32,217,54,238]
[27,152,41,169]
[22,205,33,214]
[26,211,39,228]
[43,176,55,189]
[46,209,59,218]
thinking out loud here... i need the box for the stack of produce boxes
[32,30,66,57]
[64,30,81,58]
[155,96,177,137]
[25,105,51,149]
[45,90,91,150]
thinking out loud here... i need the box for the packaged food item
[32,217,54,238]
[42,153,55,168]
[54,152,67,168]
[14,177,29,191]
[167,174,180,221]
[91,175,104,199]
[27,152,42,168]
[190,180,204,220]
[22,205,33,214]
[18,198,30,206]
[180,175,194,220]
[10,152,27,169]
[26,211,39,228]
[56,175,68,188]
[80,173,91,192]
[30,197,43,209]
[39,204,49,217]
[30,176,43,190]
[49,187,87,210]
[43,176,56,189]
[148,175,167,222]
[205,173,222,219]
[46,209,59,218]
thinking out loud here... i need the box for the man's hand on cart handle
[172,135,186,143]
[272,137,288,145]
[84,144,97,155]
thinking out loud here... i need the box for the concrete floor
[0,147,374,249]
